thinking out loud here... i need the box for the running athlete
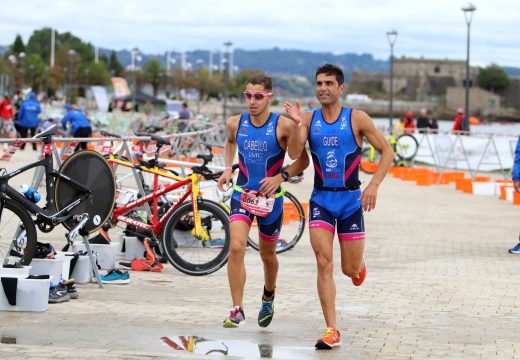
[284,64,393,349]
[217,73,309,328]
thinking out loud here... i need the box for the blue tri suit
[229,113,286,241]
[308,107,365,241]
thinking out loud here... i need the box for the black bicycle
[0,125,116,266]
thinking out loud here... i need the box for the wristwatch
[281,170,290,182]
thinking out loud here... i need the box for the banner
[414,133,515,171]
[111,77,130,98]
[90,86,109,112]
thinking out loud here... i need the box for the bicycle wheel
[55,150,116,234]
[395,134,418,161]
[360,147,381,174]
[0,199,37,266]
[247,191,306,254]
[162,199,230,276]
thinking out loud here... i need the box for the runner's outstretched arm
[284,100,311,159]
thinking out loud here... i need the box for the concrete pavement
[1,149,520,359]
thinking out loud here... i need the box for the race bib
[240,190,275,217]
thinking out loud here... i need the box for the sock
[263,286,275,299]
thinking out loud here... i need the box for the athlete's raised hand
[284,100,303,127]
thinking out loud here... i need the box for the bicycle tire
[55,150,116,234]
[360,147,381,174]
[162,199,230,276]
[395,134,418,161]
[0,199,37,266]
[247,190,305,254]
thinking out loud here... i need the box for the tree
[82,62,111,86]
[109,51,124,77]
[10,34,26,55]
[23,53,45,91]
[26,28,52,62]
[477,64,509,92]
[143,59,165,96]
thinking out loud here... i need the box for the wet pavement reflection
[161,336,314,358]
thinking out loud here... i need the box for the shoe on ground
[100,269,130,284]
[206,238,226,248]
[315,327,341,350]
[223,306,245,328]
[352,261,367,286]
[49,286,71,303]
[276,239,289,250]
[58,279,79,299]
[258,296,275,328]
[508,243,520,254]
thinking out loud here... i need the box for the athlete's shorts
[229,193,283,242]
[309,188,365,241]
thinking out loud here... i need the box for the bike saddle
[33,124,58,139]
[134,131,170,146]
[100,130,122,138]
[196,154,213,164]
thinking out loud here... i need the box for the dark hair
[246,73,272,91]
[315,64,344,85]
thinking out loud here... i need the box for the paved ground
[1,149,520,359]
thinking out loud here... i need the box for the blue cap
[64,103,72,111]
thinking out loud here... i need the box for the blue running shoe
[258,297,275,327]
[223,306,245,328]
[206,238,226,249]
[509,243,520,254]
[101,269,130,284]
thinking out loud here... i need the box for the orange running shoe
[352,261,366,286]
[315,327,341,349]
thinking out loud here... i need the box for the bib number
[240,190,275,217]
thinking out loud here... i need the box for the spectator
[509,135,520,254]
[15,92,41,150]
[452,108,464,131]
[402,111,415,134]
[61,104,92,151]
[179,102,191,119]
[429,117,439,133]
[0,94,16,140]
[416,109,430,134]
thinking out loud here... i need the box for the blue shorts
[229,193,283,241]
[309,189,365,241]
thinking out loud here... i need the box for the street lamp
[461,3,476,132]
[222,41,233,119]
[68,49,76,101]
[131,47,140,111]
[386,30,398,129]
[8,55,16,93]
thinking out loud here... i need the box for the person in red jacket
[0,94,16,139]
[452,108,464,131]
[402,111,415,134]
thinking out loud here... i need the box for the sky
[0,0,519,67]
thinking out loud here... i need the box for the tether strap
[314,181,361,191]
[233,185,285,198]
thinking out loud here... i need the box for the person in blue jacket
[509,135,520,254]
[15,92,41,150]
[61,104,92,150]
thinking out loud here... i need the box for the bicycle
[360,133,418,174]
[0,125,116,266]
[104,131,230,276]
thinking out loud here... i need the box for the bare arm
[284,100,311,159]
[217,116,239,191]
[259,148,310,195]
[353,110,394,212]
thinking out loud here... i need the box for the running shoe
[508,243,520,254]
[223,306,245,328]
[48,286,70,303]
[258,297,275,327]
[100,269,130,284]
[276,239,289,250]
[206,238,226,249]
[58,279,79,299]
[352,261,367,287]
[315,327,341,349]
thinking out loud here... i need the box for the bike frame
[108,155,204,238]
[0,143,92,225]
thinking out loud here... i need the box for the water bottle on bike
[20,184,41,203]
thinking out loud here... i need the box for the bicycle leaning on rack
[0,125,116,266]
[360,132,419,174]
[102,131,230,276]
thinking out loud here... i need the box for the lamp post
[222,41,232,120]
[386,30,398,129]
[461,3,476,132]
[18,52,26,89]
[8,55,16,93]
[131,47,140,111]
[68,49,76,101]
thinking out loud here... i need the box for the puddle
[1,336,16,344]
[161,336,313,358]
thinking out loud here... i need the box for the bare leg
[310,228,336,328]
[339,239,365,278]
[259,238,278,296]
[227,221,250,307]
